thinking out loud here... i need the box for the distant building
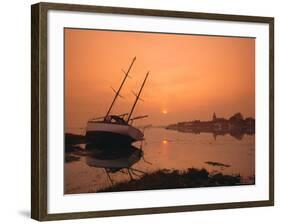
[213,112,217,121]
[212,112,226,122]
[212,112,229,130]
[166,112,255,139]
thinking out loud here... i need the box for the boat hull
[85,122,143,147]
[86,131,134,147]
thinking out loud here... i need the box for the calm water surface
[64,127,255,194]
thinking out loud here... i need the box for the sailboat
[85,57,149,147]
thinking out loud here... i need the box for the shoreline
[95,168,253,193]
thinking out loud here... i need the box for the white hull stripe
[86,122,143,140]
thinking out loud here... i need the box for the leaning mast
[105,57,136,118]
[127,72,149,122]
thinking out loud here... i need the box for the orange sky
[65,28,255,130]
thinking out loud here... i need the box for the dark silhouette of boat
[85,57,149,147]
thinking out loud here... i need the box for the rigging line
[105,56,136,118]
[127,71,149,122]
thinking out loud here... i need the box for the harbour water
[64,127,255,194]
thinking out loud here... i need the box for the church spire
[213,112,217,121]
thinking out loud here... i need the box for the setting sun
[162,109,168,114]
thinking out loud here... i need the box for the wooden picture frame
[31,2,274,221]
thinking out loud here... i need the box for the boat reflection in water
[85,144,148,186]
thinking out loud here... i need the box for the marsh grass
[98,168,242,192]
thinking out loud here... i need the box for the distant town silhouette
[166,112,255,140]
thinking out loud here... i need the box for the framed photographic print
[31,2,274,221]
